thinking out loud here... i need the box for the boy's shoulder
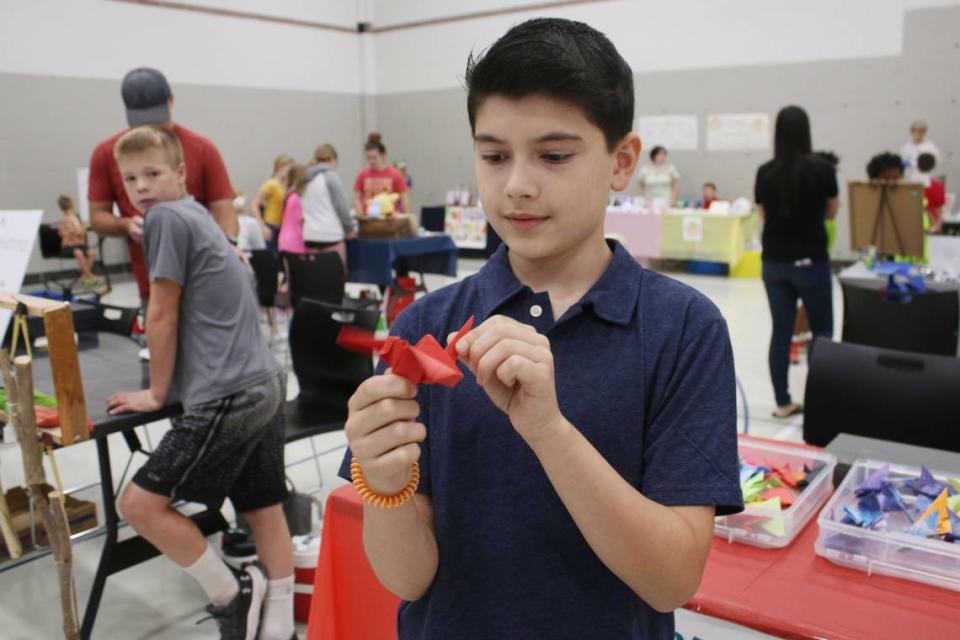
[396,243,723,343]
[145,197,212,234]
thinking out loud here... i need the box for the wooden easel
[1,292,87,640]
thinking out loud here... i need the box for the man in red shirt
[88,68,237,302]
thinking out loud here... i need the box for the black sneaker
[202,563,267,640]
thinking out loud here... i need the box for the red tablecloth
[307,485,400,640]
[308,439,960,640]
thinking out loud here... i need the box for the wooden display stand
[358,214,415,239]
[849,180,925,258]
[0,292,88,446]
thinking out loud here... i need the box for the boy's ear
[176,162,187,182]
[610,132,641,192]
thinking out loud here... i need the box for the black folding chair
[804,338,960,452]
[287,252,345,308]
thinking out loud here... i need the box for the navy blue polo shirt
[338,240,743,640]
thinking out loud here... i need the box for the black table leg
[80,436,117,640]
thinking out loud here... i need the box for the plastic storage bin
[714,439,837,548]
[816,459,960,592]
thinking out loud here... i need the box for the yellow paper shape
[919,488,952,535]
[754,497,786,537]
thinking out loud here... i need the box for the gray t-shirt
[144,196,279,408]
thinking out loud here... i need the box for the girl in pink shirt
[278,165,307,256]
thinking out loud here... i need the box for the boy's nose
[504,160,538,201]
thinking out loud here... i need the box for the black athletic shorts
[132,371,288,513]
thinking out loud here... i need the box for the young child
[339,18,742,639]
[251,154,295,252]
[701,182,718,210]
[917,153,946,233]
[234,192,268,257]
[56,195,99,286]
[105,126,296,640]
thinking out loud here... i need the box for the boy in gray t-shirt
[106,126,296,640]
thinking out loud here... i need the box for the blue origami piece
[882,268,926,303]
[841,493,885,530]
[880,483,913,521]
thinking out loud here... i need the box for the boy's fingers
[365,442,422,477]
[465,320,544,369]
[474,339,550,386]
[353,421,427,461]
[348,373,416,414]
[347,396,421,441]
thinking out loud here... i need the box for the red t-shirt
[353,166,409,213]
[924,178,946,224]
[88,123,234,299]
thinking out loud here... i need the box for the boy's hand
[106,389,163,415]
[345,370,425,495]
[454,315,564,444]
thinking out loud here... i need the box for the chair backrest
[38,224,63,259]
[288,298,379,418]
[287,252,345,308]
[803,338,960,452]
[841,281,959,356]
[249,250,279,307]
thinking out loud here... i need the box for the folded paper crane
[337,316,475,388]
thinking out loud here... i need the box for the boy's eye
[124,175,135,183]
[543,153,572,163]
[480,153,507,163]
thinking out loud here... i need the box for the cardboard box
[0,484,98,559]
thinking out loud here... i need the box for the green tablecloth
[659,210,758,265]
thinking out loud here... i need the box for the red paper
[337,316,475,388]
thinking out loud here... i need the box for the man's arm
[209,198,239,237]
[401,192,412,216]
[90,201,142,242]
[353,191,365,216]
[825,197,840,220]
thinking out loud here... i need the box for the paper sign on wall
[682,215,704,243]
[636,115,698,151]
[76,168,90,222]
[707,113,771,151]
[0,210,44,339]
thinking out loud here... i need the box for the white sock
[260,575,295,640]
[183,543,239,607]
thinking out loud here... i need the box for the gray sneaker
[202,563,267,640]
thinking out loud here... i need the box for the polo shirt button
[530,304,543,318]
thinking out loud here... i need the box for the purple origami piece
[904,466,949,499]
[880,483,913,522]
[856,465,890,497]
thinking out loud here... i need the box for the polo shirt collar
[475,240,642,326]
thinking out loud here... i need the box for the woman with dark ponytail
[754,105,839,418]
[353,132,411,216]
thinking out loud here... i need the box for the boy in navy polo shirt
[339,18,743,639]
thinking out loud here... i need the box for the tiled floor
[0,261,841,638]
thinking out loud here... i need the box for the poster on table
[0,210,44,340]
[706,113,771,151]
[635,115,699,151]
[444,206,487,250]
[682,215,704,243]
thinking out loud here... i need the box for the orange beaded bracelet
[350,457,420,508]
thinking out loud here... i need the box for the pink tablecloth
[604,211,661,261]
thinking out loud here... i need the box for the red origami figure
[337,316,475,388]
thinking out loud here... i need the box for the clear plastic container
[714,439,837,548]
[816,459,960,592]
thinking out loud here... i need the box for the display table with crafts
[604,208,759,267]
[443,206,488,250]
[346,235,459,288]
[306,434,960,639]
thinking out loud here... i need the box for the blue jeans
[762,259,834,407]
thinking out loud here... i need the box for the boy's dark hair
[365,132,386,155]
[57,195,74,212]
[649,146,666,161]
[465,18,634,151]
[866,152,904,179]
[814,150,839,167]
[917,152,936,173]
[703,182,716,190]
